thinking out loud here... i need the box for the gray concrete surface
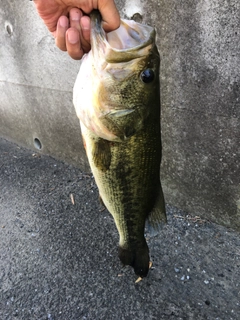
[0,138,240,320]
[0,1,87,170]
[157,0,240,230]
[0,1,239,230]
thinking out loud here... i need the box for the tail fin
[118,240,150,277]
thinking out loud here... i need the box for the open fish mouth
[73,11,159,142]
[90,10,155,63]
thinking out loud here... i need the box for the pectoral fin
[92,138,111,172]
[146,184,167,236]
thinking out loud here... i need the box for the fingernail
[81,16,90,30]
[68,30,79,44]
[71,10,80,21]
[59,17,69,28]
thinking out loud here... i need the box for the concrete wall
[0,1,88,170]
[0,1,239,230]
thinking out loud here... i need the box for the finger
[79,0,120,32]
[80,16,91,53]
[69,9,91,55]
[66,28,84,60]
[55,16,69,51]
[69,8,82,32]
[97,0,120,32]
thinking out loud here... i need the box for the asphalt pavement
[0,137,239,320]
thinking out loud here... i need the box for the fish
[73,10,166,278]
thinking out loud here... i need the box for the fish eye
[140,69,155,83]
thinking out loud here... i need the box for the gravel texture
[0,138,239,320]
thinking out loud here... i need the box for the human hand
[32,0,120,59]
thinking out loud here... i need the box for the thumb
[98,0,120,32]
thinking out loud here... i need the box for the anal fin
[146,184,167,236]
[99,194,106,208]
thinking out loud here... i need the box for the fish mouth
[90,10,155,63]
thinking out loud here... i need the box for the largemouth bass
[73,10,166,278]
